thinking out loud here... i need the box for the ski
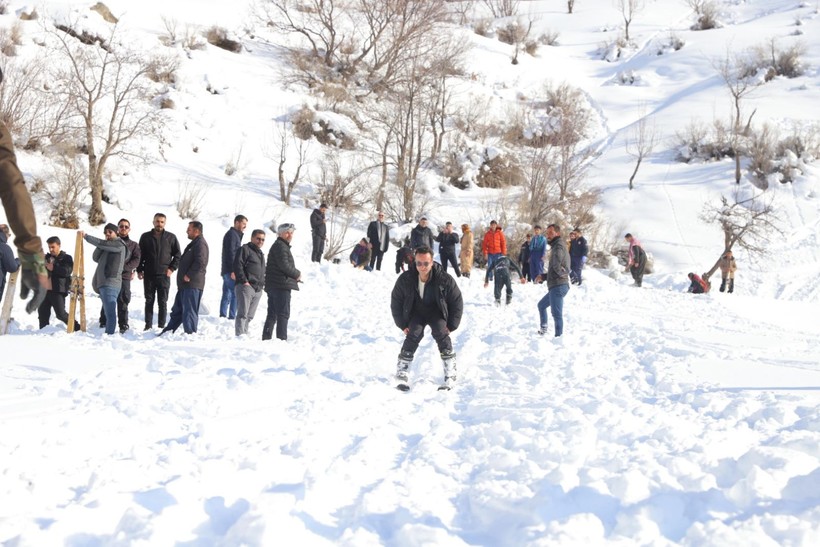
[0,269,19,335]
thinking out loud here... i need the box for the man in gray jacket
[233,229,266,336]
[536,224,571,337]
[81,224,129,335]
[262,223,301,341]
[162,221,209,335]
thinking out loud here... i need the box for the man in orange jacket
[481,220,507,281]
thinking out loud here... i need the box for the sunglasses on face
[415,261,431,267]
[118,225,130,229]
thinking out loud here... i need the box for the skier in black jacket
[390,246,463,390]
[137,213,181,330]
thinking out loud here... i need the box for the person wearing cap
[410,217,434,251]
[310,203,328,262]
[80,224,130,335]
[0,65,48,314]
[99,218,141,333]
[162,221,209,335]
[263,223,301,341]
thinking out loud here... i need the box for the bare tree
[497,17,534,65]
[51,23,163,224]
[46,157,87,228]
[482,0,520,18]
[699,189,780,278]
[267,119,311,205]
[616,0,644,43]
[545,83,594,200]
[624,113,658,190]
[315,151,369,260]
[714,49,760,184]
[520,145,558,225]
[568,1,577,14]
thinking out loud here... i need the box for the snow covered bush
[205,25,241,53]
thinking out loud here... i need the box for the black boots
[720,279,734,293]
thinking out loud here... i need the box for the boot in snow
[719,279,726,292]
[439,350,457,390]
[396,351,413,390]
[728,279,734,293]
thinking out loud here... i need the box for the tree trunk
[628,157,642,190]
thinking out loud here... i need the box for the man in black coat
[390,246,463,389]
[569,228,589,285]
[263,223,301,341]
[220,214,247,319]
[233,229,266,336]
[100,218,141,332]
[409,217,434,250]
[366,211,390,271]
[137,213,181,330]
[0,225,18,306]
[310,203,327,263]
[435,221,460,277]
[38,236,74,329]
[162,221,208,335]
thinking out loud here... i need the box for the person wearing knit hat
[78,225,130,335]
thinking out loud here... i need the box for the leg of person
[486,253,499,281]
[54,292,70,325]
[262,290,277,340]
[369,249,378,271]
[375,249,384,271]
[504,273,513,304]
[181,288,202,334]
[118,277,131,332]
[156,276,171,328]
[246,289,262,329]
[728,276,734,294]
[99,286,119,335]
[549,284,570,337]
[162,291,184,334]
[234,284,253,336]
[430,318,457,386]
[311,234,320,262]
[37,294,52,328]
[537,292,551,334]
[220,273,233,318]
[493,276,502,303]
[448,253,461,277]
[143,276,156,329]
[99,304,106,328]
[719,276,727,292]
[398,317,426,381]
[272,288,291,340]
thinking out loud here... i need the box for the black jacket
[177,236,209,290]
[265,237,301,291]
[569,236,589,259]
[310,209,326,238]
[234,242,266,292]
[395,246,414,274]
[221,227,243,275]
[391,263,463,332]
[46,250,73,295]
[546,236,571,288]
[138,230,181,276]
[121,235,141,279]
[367,220,389,253]
[436,232,459,256]
[410,224,434,250]
[0,231,18,295]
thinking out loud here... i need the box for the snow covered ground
[1,0,819,544]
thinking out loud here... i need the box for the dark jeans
[100,277,132,330]
[521,261,531,281]
[311,233,325,262]
[38,291,69,328]
[570,256,584,284]
[630,262,646,287]
[262,288,291,340]
[494,269,513,301]
[164,288,203,334]
[369,248,385,271]
[400,315,453,356]
[486,253,501,281]
[440,250,460,277]
[538,283,570,337]
[144,275,171,328]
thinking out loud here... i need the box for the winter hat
[104,223,118,234]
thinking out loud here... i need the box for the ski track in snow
[2,266,819,545]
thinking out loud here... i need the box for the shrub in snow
[476,150,526,188]
[539,30,560,46]
[205,26,241,53]
[289,105,356,150]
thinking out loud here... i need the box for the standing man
[310,203,328,262]
[536,224,571,337]
[518,233,531,282]
[367,211,390,271]
[410,217,434,250]
[624,233,647,287]
[719,250,737,293]
[0,224,18,306]
[528,225,547,282]
[38,236,75,329]
[162,221,209,335]
[0,98,47,313]
[233,229,266,336]
[100,219,140,333]
[436,221,461,277]
[569,228,589,285]
[81,224,129,335]
[220,214,247,319]
[390,246,463,390]
[137,213,181,330]
[481,220,507,281]
[263,223,301,341]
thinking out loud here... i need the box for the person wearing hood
[80,224,130,335]
[410,217,434,250]
[99,218,141,333]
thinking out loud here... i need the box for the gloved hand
[18,252,48,313]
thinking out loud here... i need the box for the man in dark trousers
[100,218,140,333]
[536,224,571,337]
[162,221,208,335]
[569,228,589,285]
[38,236,75,329]
[435,221,460,277]
[263,223,301,341]
[390,245,463,390]
[624,233,647,287]
[137,213,181,330]
[310,203,327,262]
[367,211,390,271]
[410,217,434,250]
[233,229,266,336]
[220,214,247,319]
